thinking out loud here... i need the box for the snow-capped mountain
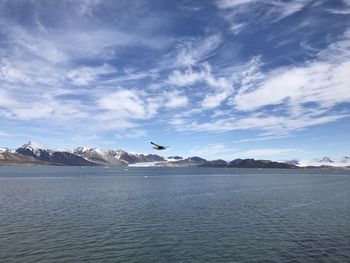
[73,147,127,165]
[296,156,350,167]
[0,147,15,153]
[341,156,350,164]
[16,142,95,166]
[118,150,165,164]
[73,147,165,165]
[315,157,335,163]
[17,141,53,158]
[7,142,167,166]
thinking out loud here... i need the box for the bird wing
[150,142,160,147]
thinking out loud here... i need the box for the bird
[150,142,169,150]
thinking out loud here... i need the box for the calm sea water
[0,166,349,263]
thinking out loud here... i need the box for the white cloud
[6,26,68,64]
[67,64,117,86]
[216,0,255,8]
[166,30,350,136]
[216,0,312,34]
[167,66,208,86]
[235,148,295,159]
[326,9,350,15]
[235,56,264,95]
[233,61,350,111]
[173,34,222,67]
[0,64,30,83]
[230,23,247,35]
[189,143,236,160]
[94,88,174,131]
[0,89,17,107]
[101,68,159,85]
[167,63,233,109]
[97,89,150,119]
[189,143,296,160]
[76,0,102,16]
[165,91,189,108]
[181,116,281,133]
[180,111,348,135]
[326,0,350,14]
[167,56,264,110]
[0,2,174,133]
[201,86,231,108]
[276,1,306,19]
[0,91,89,121]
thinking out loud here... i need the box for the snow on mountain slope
[315,157,335,163]
[73,147,127,165]
[16,142,95,166]
[0,147,15,153]
[297,156,350,167]
[73,147,165,165]
[17,141,53,158]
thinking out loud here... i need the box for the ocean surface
[0,166,349,263]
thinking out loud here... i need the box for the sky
[0,0,350,161]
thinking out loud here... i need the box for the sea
[0,166,349,263]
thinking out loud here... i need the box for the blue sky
[0,0,350,161]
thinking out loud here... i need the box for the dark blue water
[0,166,349,263]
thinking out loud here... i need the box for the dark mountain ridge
[16,142,95,166]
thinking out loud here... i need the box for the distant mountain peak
[185,156,207,163]
[285,159,300,165]
[22,141,46,150]
[16,142,95,166]
[341,156,350,163]
[0,147,11,153]
[316,157,334,163]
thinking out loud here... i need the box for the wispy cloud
[0,0,176,135]
[326,0,350,14]
[67,64,117,86]
[189,143,236,160]
[235,148,297,159]
[172,34,222,67]
[167,62,232,108]
[216,0,313,34]
[189,143,296,160]
[165,91,189,109]
[168,29,350,137]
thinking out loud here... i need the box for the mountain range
[288,157,350,168]
[0,142,349,168]
[0,142,167,166]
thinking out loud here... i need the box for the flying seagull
[150,142,169,150]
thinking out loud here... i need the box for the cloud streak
[189,143,296,160]
[216,0,313,34]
